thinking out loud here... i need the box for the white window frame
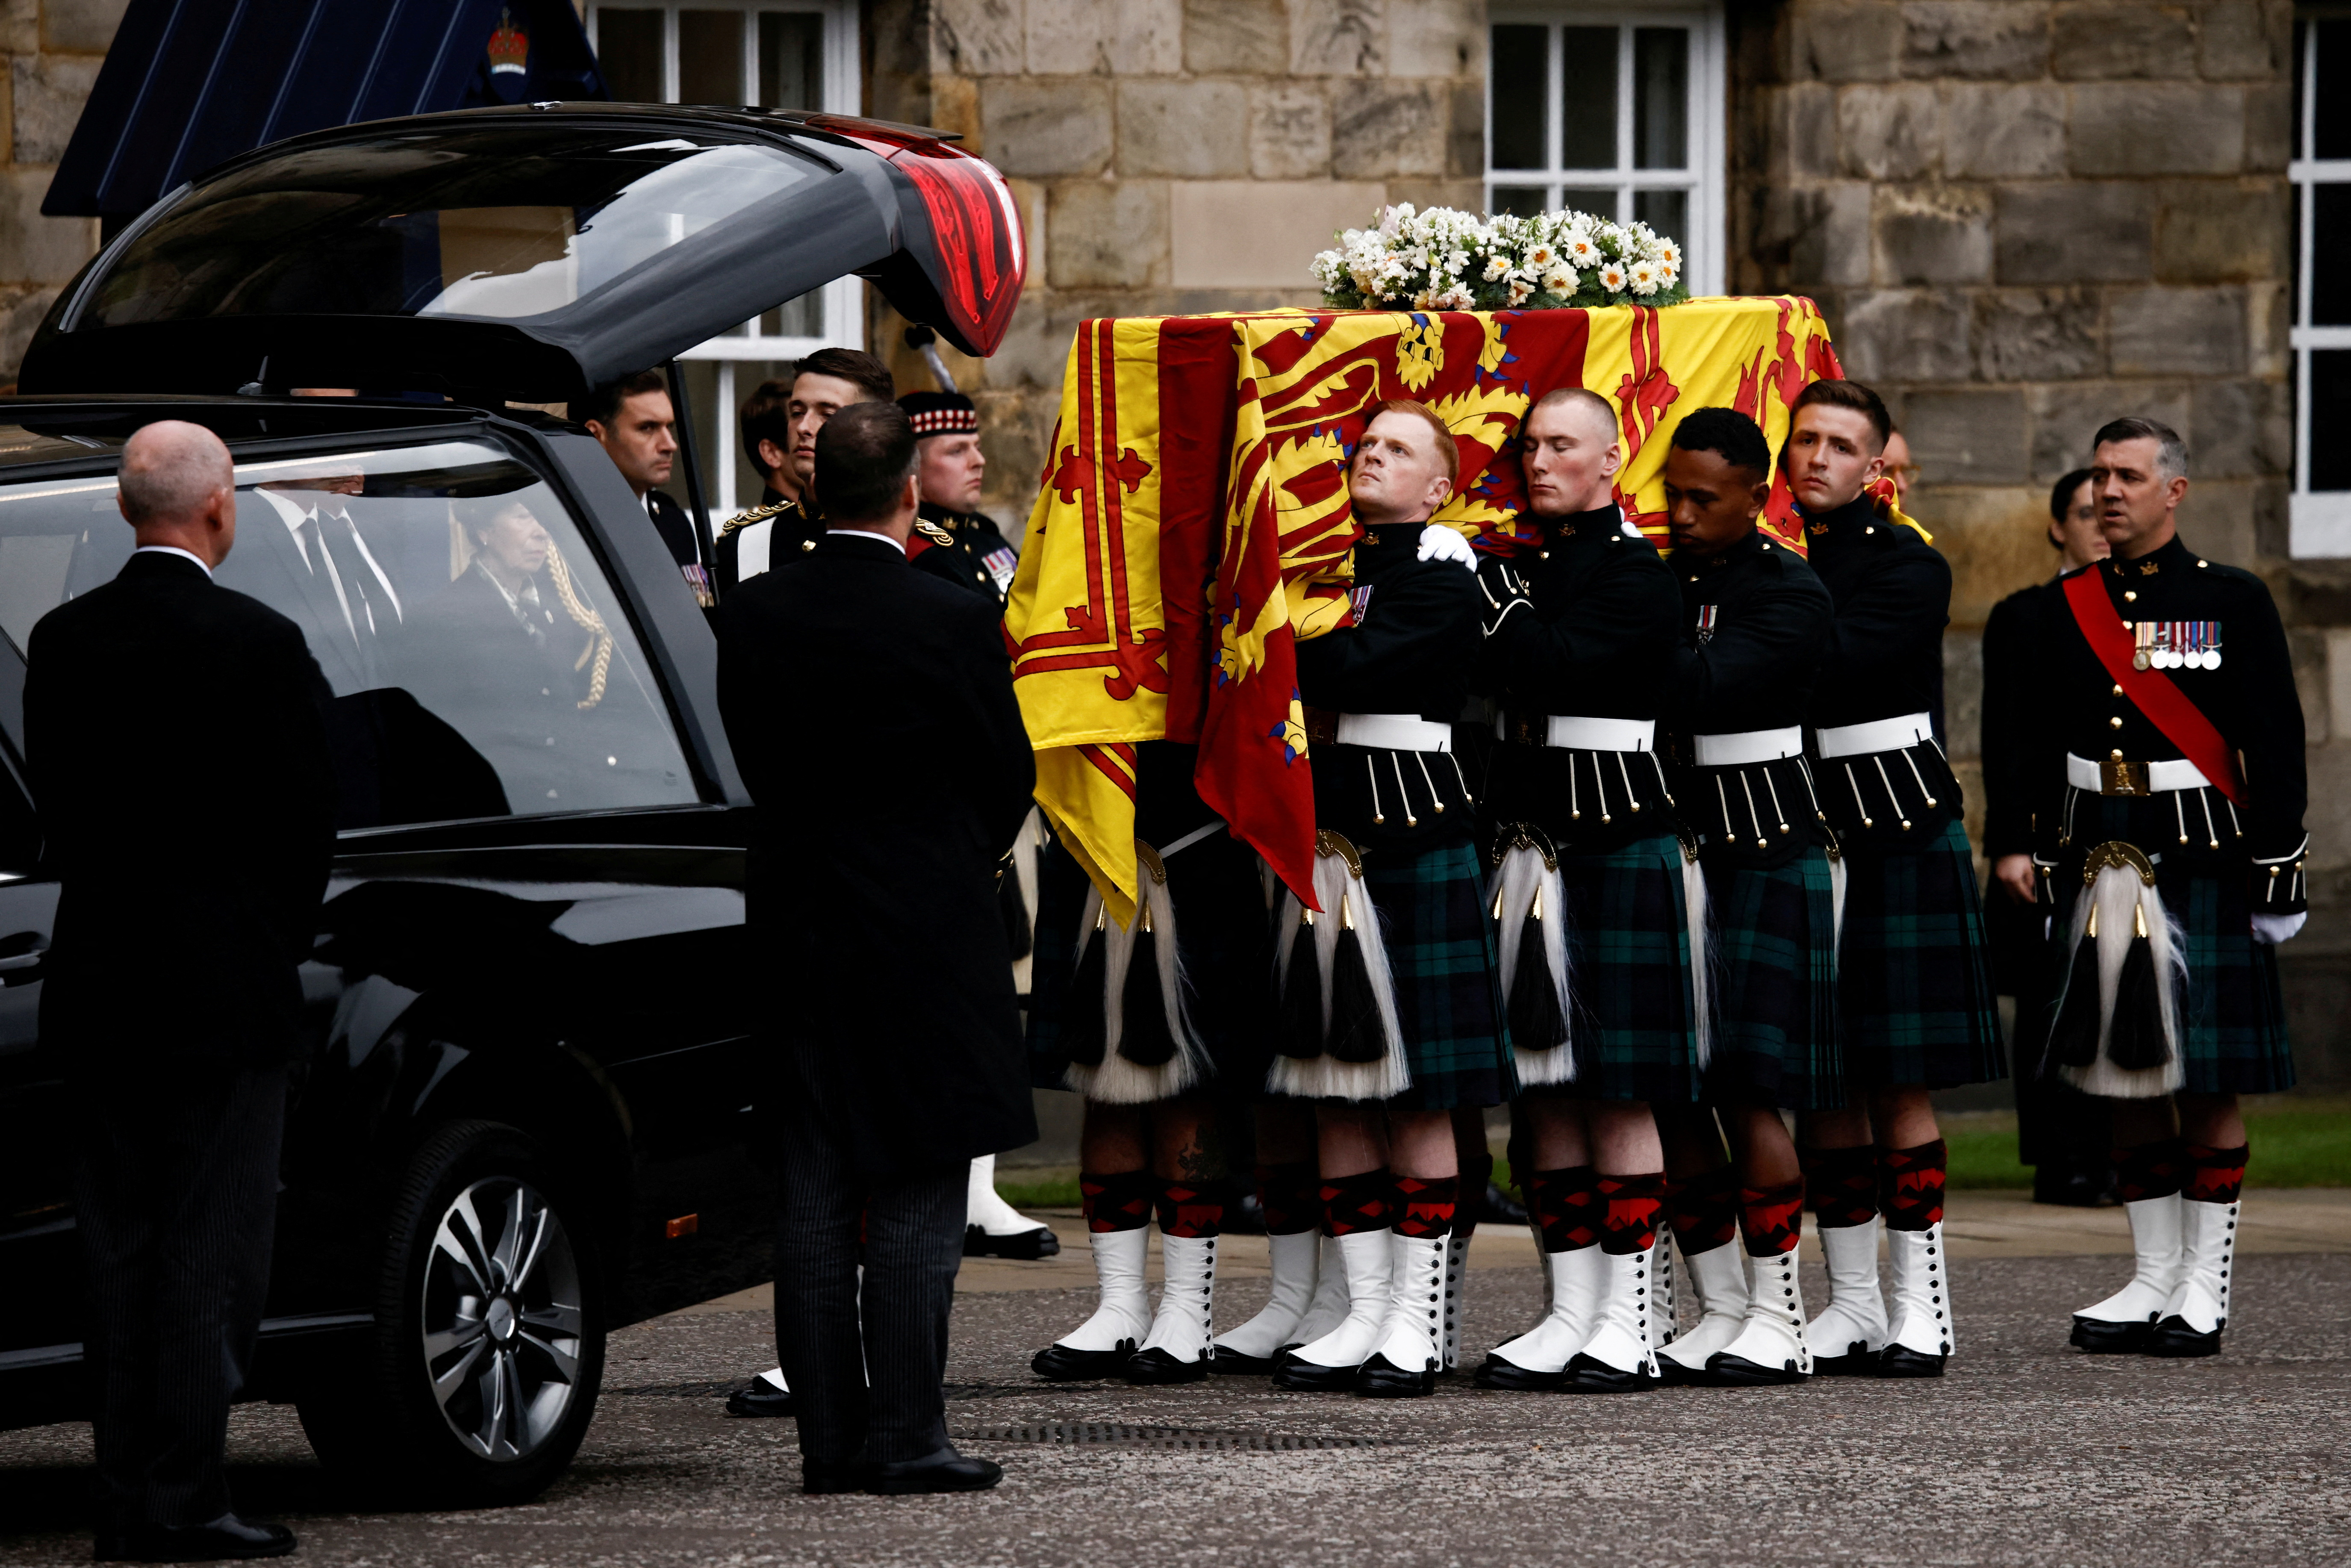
[1485,5,1726,298]
[2291,15,2351,555]
[586,0,863,512]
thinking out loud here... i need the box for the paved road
[5,1197,2347,1567]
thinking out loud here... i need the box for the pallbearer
[1470,389,1693,1394]
[1785,380,2003,1378]
[1268,401,1514,1399]
[2039,419,2304,1359]
[1653,408,1839,1387]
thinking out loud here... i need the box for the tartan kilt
[1836,820,2007,1088]
[1361,836,1516,1112]
[1700,846,1843,1111]
[1519,831,1705,1105]
[1025,832,1280,1102]
[2050,798,2295,1095]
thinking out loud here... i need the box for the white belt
[1692,726,1805,767]
[1498,714,1656,752]
[1816,712,1934,760]
[1335,713,1453,753]
[2066,752,2211,794]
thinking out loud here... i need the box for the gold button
[2124,590,2137,602]
[2121,620,2133,630]
[2112,684,2124,696]
[2110,716,2124,728]
[1762,542,1773,549]
[1540,550,1550,559]
[2198,559,2209,567]
[801,539,816,552]
[1865,526,1875,535]
[2110,749,2124,760]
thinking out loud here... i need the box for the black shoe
[1124,1346,1211,1384]
[1354,1351,1437,1397]
[1271,1352,1362,1391]
[1205,1344,1286,1375]
[2143,1315,2222,1358]
[1876,1344,1948,1378]
[1031,1339,1135,1380]
[2033,1167,2119,1208]
[725,1376,795,1418]
[1655,1356,1710,1387]
[1810,1339,1877,1376]
[1703,1350,1807,1386]
[1562,1352,1659,1393]
[803,1458,876,1494]
[867,1448,1004,1495]
[96,1515,295,1562]
[1473,1353,1564,1391]
[965,1224,1061,1260]
[1478,1180,1529,1226]
[2070,1315,2155,1353]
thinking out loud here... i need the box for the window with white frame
[586,1,860,512]
[2292,14,2351,555]
[1485,6,1725,297]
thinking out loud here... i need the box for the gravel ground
[3,1253,2346,1566]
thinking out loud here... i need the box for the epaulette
[719,501,793,538]
[914,519,956,547]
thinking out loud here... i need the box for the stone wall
[865,0,1487,522]
[0,0,116,383]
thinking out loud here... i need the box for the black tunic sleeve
[1293,557,1484,717]
[1977,589,2049,861]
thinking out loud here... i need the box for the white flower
[1655,240,1682,269]
[1563,232,1600,265]
[1483,255,1509,281]
[1658,259,1681,288]
[1540,266,1575,298]
[1629,260,1660,297]
[1599,262,1628,292]
[1507,278,1534,305]
[1525,242,1556,270]
[1412,288,1437,309]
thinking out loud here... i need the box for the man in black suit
[24,421,337,1562]
[716,401,1036,1495]
[576,369,712,607]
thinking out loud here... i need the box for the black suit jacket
[717,530,1037,1178]
[25,551,338,1065]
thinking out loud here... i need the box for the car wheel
[297,1120,605,1505]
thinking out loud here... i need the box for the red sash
[2061,568,2246,805]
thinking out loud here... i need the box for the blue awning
[44,0,607,220]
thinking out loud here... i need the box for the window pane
[2319,20,2351,160]
[680,10,744,104]
[0,440,698,825]
[1634,188,1689,245]
[1559,27,1618,171]
[1633,29,1689,170]
[2315,184,2351,324]
[1490,24,1550,171]
[596,9,664,103]
[1561,186,1619,221]
[2312,350,2351,490]
[762,288,823,337]
[1491,185,1550,219]
[759,12,824,109]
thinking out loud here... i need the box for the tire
[297,1120,606,1506]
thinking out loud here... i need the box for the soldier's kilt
[1700,847,1843,1111]
[1836,820,2007,1088]
[1362,836,1517,1112]
[2053,796,2295,1095]
[1518,832,1704,1105]
[1026,831,1279,1100]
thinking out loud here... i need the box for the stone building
[3,0,2342,1075]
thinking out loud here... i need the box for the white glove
[2251,912,2306,946]
[1417,524,1476,571]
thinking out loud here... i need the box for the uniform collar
[2106,534,2192,578]
[1528,502,1620,545]
[1798,492,1877,541]
[1673,524,1769,575]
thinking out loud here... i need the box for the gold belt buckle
[2099,757,2147,796]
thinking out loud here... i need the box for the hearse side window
[0,439,695,830]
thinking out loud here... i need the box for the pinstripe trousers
[772,1107,967,1469]
[69,1060,285,1534]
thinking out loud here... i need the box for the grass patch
[998,1172,1082,1210]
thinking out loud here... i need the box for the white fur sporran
[2053,857,2188,1099]
[1265,843,1413,1102]
[1492,840,1576,1086]
[1062,852,1212,1105]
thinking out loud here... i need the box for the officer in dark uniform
[713,348,895,596]
[575,370,712,607]
[1470,386,1690,1396]
[1653,407,1838,1387]
[1982,468,2115,1207]
[2035,417,2305,1359]
[900,390,1022,604]
[1779,379,2003,1380]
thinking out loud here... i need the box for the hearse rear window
[0,439,695,829]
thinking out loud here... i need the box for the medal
[2132,619,2151,671]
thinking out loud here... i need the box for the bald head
[1520,388,1622,518]
[117,421,239,567]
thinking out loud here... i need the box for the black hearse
[0,102,1024,1503]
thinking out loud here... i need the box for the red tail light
[889,145,1026,358]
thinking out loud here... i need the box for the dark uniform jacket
[910,501,1020,604]
[1667,526,1836,867]
[1293,519,1485,851]
[714,497,825,597]
[1801,493,1962,849]
[717,530,1038,1177]
[1476,503,1682,852]
[2034,536,2309,912]
[25,551,338,1065]
[1980,577,2062,862]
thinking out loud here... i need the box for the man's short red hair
[1363,399,1458,484]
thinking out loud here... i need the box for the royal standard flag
[1003,298,1848,923]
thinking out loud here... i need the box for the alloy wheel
[420,1176,586,1462]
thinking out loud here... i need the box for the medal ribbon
[2062,570,2247,805]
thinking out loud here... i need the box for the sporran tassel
[2046,900,2104,1071]
[1064,911,1110,1069]
[1276,906,1324,1060]
[1326,896,1390,1065]
[1117,904,1178,1066]
[2106,900,2170,1073]
[1506,888,1567,1056]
